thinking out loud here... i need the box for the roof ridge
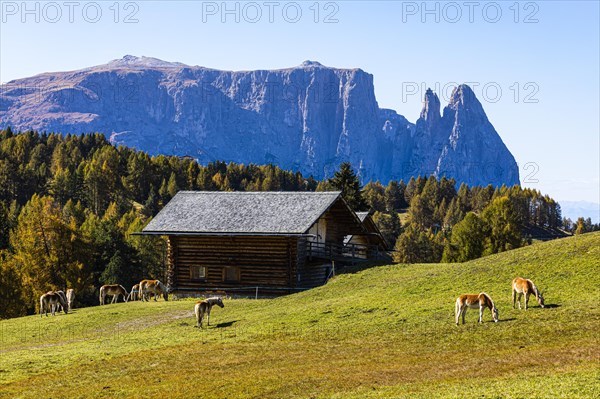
[142,190,348,235]
[177,191,342,195]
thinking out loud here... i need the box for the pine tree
[158,177,169,204]
[362,181,386,212]
[329,162,367,211]
[393,225,437,263]
[481,197,522,253]
[404,177,416,205]
[143,188,160,217]
[442,212,486,262]
[167,172,179,198]
[384,180,404,212]
[372,211,402,247]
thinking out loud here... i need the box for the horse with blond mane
[455,292,499,325]
[512,277,544,310]
[194,297,224,328]
[139,279,168,301]
[99,284,129,305]
[40,291,69,317]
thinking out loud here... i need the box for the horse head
[216,297,224,308]
[160,281,169,301]
[492,306,499,322]
[537,291,545,308]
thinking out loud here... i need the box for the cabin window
[223,267,240,283]
[190,266,207,281]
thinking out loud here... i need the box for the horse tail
[194,302,201,327]
[99,286,104,305]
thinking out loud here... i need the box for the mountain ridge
[0,56,520,186]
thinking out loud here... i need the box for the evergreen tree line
[359,176,596,264]
[0,129,596,318]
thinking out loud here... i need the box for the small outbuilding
[141,191,375,296]
[344,211,390,259]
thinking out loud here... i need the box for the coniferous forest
[0,128,595,319]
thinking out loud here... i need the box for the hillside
[1,232,598,398]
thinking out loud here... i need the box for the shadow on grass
[498,318,517,323]
[336,260,393,275]
[215,320,239,328]
[543,304,561,309]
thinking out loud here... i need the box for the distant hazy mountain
[0,55,519,186]
[559,201,600,224]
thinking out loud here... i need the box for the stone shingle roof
[142,191,343,235]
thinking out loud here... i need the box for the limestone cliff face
[0,56,519,186]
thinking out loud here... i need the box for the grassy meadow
[1,232,599,398]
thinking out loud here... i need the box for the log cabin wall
[295,237,331,287]
[167,235,300,291]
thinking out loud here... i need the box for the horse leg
[462,307,467,324]
[194,305,201,328]
[512,289,516,309]
[207,307,212,326]
[479,305,484,323]
[517,293,522,309]
[455,301,460,325]
[525,292,529,310]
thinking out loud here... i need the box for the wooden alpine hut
[141,191,368,296]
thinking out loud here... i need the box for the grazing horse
[40,292,68,317]
[194,297,224,328]
[99,284,129,305]
[127,284,140,301]
[66,288,75,311]
[49,290,69,313]
[455,293,499,325]
[139,279,168,301]
[512,277,545,310]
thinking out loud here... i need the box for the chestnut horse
[512,277,544,310]
[455,292,499,325]
[139,279,168,301]
[99,284,129,305]
[194,297,224,328]
[40,292,68,317]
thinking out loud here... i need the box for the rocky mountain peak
[447,84,482,110]
[420,88,441,123]
[106,55,186,69]
[300,60,324,68]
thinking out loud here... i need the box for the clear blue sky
[1,1,599,203]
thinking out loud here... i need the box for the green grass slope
[1,232,599,398]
